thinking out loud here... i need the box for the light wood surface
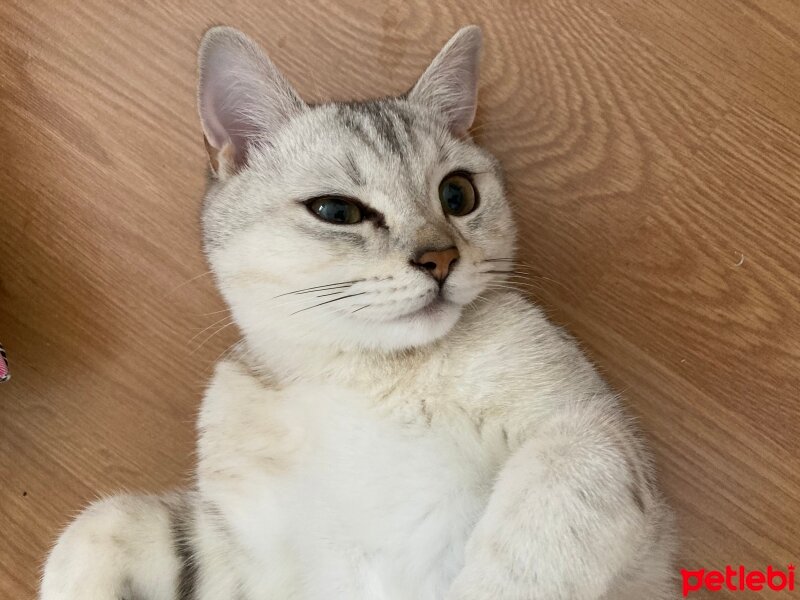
[1,1,799,597]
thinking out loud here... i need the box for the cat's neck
[238,328,438,389]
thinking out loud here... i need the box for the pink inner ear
[199,48,263,171]
[197,27,306,175]
[410,26,482,137]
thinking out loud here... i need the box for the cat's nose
[411,247,460,284]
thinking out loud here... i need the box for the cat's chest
[218,379,504,517]
[289,379,504,506]
[199,371,507,598]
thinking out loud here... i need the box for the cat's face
[198,26,515,353]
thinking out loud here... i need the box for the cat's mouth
[393,296,452,322]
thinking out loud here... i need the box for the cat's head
[197,26,515,354]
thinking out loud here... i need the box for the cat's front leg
[447,406,660,600]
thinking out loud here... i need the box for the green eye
[308,197,363,224]
[439,173,477,216]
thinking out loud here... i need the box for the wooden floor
[2,1,799,597]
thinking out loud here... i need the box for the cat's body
[41,26,676,600]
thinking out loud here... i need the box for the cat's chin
[392,296,453,323]
[356,299,464,352]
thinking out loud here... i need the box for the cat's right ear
[197,26,305,179]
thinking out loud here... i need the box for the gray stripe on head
[337,105,381,157]
[392,104,417,150]
[342,152,365,186]
[169,503,198,600]
[362,102,404,156]
[339,101,420,162]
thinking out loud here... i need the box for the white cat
[41,25,676,600]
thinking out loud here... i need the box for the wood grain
[1,1,798,598]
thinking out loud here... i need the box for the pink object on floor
[0,344,9,382]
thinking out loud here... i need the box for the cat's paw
[41,495,178,600]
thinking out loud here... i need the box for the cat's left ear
[408,26,482,137]
[197,26,305,178]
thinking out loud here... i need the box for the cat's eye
[307,197,363,225]
[439,173,477,217]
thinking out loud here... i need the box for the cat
[41,25,676,600]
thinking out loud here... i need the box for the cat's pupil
[326,201,348,222]
[311,198,361,224]
[443,183,465,212]
[438,173,476,216]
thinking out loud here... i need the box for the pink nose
[411,247,460,283]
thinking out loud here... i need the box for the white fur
[41,25,676,600]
